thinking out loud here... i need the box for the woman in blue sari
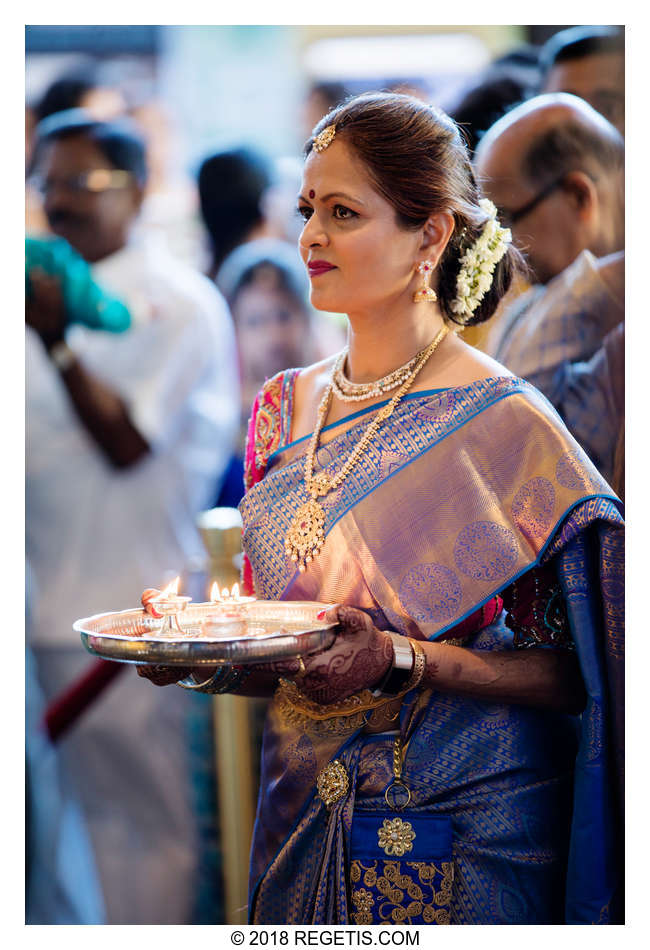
[140,93,623,924]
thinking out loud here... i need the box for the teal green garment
[25,236,131,333]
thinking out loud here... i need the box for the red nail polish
[317,610,326,620]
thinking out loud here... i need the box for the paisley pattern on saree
[350,860,453,924]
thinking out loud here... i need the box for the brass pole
[213,694,255,923]
[197,507,256,924]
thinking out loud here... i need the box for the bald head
[475,94,624,284]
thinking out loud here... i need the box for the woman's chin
[309,289,343,313]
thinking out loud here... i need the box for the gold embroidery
[363,867,377,887]
[378,817,416,857]
[275,678,397,737]
[349,860,454,925]
[351,888,374,925]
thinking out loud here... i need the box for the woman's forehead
[300,140,372,199]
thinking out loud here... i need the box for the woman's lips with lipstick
[308,260,336,277]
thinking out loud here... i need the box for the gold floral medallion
[377,817,416,857]
[316,759,350,808]
[285,499,326,572]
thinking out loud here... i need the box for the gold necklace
[285,325,449,572]
[331,344,428,403]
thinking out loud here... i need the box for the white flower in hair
[450,198,512,320]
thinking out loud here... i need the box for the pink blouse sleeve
[241,369,299,595]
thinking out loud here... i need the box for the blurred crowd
[25,24,624,925]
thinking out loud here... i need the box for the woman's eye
[297,206,312,221]
[333,204,357,220]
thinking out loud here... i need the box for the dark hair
[305,91,520,327]
[217,239,310,315]
[448,71,530,155]
[31,108,148,184]
[521,111,624,191]
[540,25,624,75]
[34,64,103,123]
[197,148,272,277]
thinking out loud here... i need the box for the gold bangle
[402,639,426,692]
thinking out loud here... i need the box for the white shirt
[26,236,239,646]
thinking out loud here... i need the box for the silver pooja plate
[75,600,337,666]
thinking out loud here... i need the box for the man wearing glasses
[475,94,624,483]
[26,111,239,923]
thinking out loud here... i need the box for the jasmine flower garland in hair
[450,199,512,320]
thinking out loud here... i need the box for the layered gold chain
[285,325,449,572]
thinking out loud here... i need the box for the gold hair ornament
[313,125,337,152]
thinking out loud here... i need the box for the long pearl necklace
[285,325,449,572]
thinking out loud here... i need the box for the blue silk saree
[240,374,624,925]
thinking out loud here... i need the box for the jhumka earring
[413,261,438,303]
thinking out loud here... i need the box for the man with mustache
[26,110,239,923]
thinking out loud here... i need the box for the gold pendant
[316,759,350,808]
[377,817,416,857]
[285,498,326,572]
[310,470,334,496]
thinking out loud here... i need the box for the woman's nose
[300,213,329,249]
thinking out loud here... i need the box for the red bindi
[309,189,315,199]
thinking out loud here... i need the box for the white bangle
[372,631,414,696]
[49,340,76,372]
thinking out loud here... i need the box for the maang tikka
[413,260,438,303]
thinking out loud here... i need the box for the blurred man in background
[26,110,239,923]
[26,64,127,234]
[539,25,624,135]
[476,93,624,482]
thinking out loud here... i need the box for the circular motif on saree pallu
[454,522,519,582]
[555,450,597,491]
[511,477,556,541]
[399,563,463,622]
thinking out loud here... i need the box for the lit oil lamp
[151,577,192,636]
[202,580,256,636]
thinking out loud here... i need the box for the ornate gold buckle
[316,759,350,808]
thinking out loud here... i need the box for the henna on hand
[276,604,393,706]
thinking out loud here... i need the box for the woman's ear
[418,211,455,268]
